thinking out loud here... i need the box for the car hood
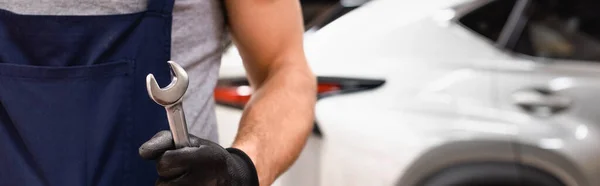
[303,0,483,79]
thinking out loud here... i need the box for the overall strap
[147,0,175,14]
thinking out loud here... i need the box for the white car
[215,0,600,185]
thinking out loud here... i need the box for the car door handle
[512,88,572,116]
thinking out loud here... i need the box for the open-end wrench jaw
[146,61,189,106]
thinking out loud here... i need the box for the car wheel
[419,163,564,186]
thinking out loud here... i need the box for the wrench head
[146,61,189,106]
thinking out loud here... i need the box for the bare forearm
[223,0,314,184]
[232,62,316,185]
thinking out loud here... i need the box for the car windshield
[304,1,369,30]
[301,0,339,27]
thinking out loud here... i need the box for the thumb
[139,130,175,160]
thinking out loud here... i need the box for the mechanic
[0,0,316,186]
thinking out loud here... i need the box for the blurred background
[215,0,600,185]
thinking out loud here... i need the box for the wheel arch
[394,140,583,186]
[418,162,564,186]
[517,143,588,186]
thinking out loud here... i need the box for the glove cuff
[227,147,260,186]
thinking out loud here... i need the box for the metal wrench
[146,61,191,148]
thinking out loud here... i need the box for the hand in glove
[139,131,259,186]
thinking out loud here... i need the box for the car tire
[419,162,564,186]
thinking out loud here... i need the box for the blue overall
[0,0,175,186]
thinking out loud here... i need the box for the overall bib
[0,0,175,185]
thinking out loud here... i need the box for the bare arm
[224,0,317,185]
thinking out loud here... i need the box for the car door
[494,57,600,185]
[491,0,600,185]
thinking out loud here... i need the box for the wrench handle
[165,103,191,148]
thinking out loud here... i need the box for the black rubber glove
[139,131,259,186]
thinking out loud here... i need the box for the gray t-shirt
[0,0,226,142]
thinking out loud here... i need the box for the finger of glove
[155,179,168,186]
[156,179,181,186]
[156,147,203,179]
[156,178,215,186]
[139,130,175,160]
[188,135,220,147]
[157,146,227,178]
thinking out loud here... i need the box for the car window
[513,1,600,61]
[460,0,600,62]
[458,0,517,42]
